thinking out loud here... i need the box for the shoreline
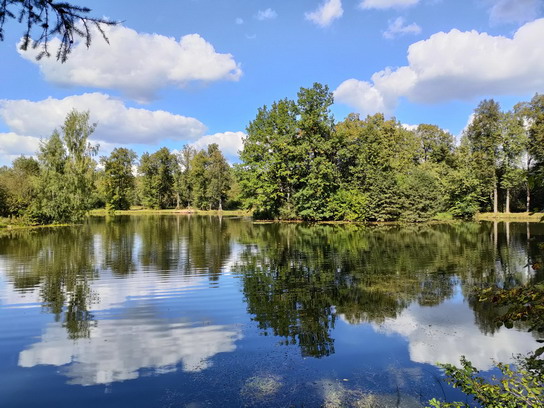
[475,212,544,222]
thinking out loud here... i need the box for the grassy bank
[475,212,544,222]
[89,208,252,217]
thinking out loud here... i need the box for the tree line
[239,83,544,221]
[0,110,234,224]
[0,84,543,224]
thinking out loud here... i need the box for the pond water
[0,216,542,407]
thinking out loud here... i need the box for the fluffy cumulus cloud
[256,8,278,21]
[305,0,344,27]
[0,132,41,164]
[489,0,543,25]
[191,131,245,161]
[359,0,420,9]
[383,17,422,39]
[18,25,242,102]
[334,18,544,115]
[0,93,206,146]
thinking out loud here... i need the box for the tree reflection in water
[1,218,542,355]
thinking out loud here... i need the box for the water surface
[1,216,542,407]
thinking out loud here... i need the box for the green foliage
[101,148,137,211]
[29,110,99,224]
[206,144,231,210]
[428,357,543,408]
[0,156,40,217]
[138,147,177,209]
[175,145,196,208]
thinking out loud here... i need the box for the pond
[0,216,542,407]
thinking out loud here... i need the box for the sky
[1,0,544,165]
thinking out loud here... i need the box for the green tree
[175,145,196,208]
[30,110,99,224]
[499,110,526,213]
[0,156,40,217]
[415,124,454,165]
[515,94,544,212]
[188,149,209,209]
[138,147,177,209]
[239,98,300,219]
[206,143,231,210]
[465,99,503,213]
[292,83,338,220]
[101,148,137,211]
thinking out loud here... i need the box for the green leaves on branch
[428,357,543,408]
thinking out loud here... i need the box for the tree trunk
[218,198,222,211]
[506,188,510,213]
[493,185,498,214]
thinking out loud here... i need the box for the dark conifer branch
[0,0,117,62]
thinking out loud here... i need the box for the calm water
[0,216,542,407]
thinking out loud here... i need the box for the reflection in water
[19,315,242,385]
[373,288,538,370]
[0,217,543,403]
[236,222,543,360]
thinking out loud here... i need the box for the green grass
[475,212,544,222]
[89,207,252,217]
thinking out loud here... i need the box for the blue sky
[1,0,543,165]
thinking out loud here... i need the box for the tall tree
[175,145,196,208]
[101,148,137,211]
[206,144,231,210]
[293,83,338,220]
[188,149,209,209]
[499,110,526,213]
[138,147,177,209]
[465,99,503,213]
[239,98,299,219]
[30,110,99,224]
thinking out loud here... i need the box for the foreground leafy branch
[430,283,544,407]
[0,0,117,61]
[428,357,543,408]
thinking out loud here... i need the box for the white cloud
[305,0,344,27]
[0,132,41,165]
[489,0,543,25]
[334,18,544,115]
[0,93,207,146]
[256,8,278,21]
[235,17,244,25]
[383,17,422,39]
[360,0,420,9]
[190,131,245,160]
[372,296,539,370]
[18,25,242,102]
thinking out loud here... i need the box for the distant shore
[89,208,252,217]
[475,212,544,222]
